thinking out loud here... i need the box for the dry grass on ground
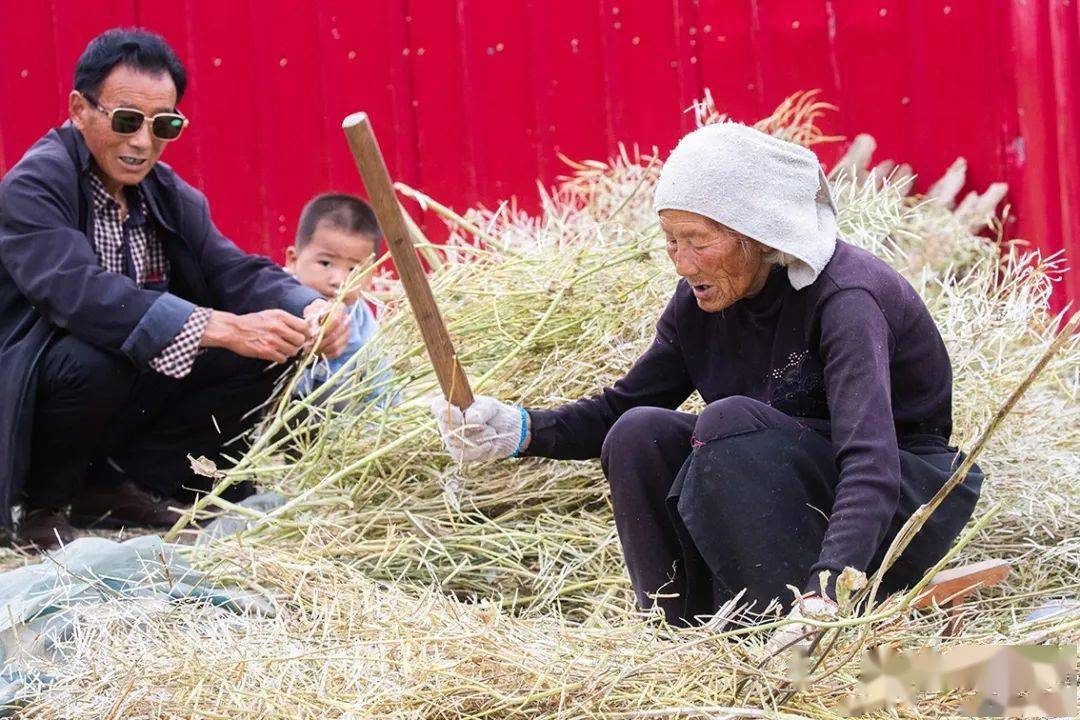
[12,96,1078,719]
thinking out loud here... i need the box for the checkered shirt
[87,173,211,379]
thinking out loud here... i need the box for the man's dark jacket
[0,123,320,529]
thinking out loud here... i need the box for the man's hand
[201,309,311,363]
[303,299,351,360]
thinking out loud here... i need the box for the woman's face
[660,209,772,312]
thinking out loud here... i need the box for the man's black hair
[74,28,187,103]
[296,193,383,254]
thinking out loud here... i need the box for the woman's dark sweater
[524,240,954,579]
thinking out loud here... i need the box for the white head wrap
[653,122,838,290]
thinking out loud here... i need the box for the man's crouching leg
[73,349,288,529]
[18,335,139,548]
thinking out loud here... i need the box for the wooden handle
[342,112,474,409]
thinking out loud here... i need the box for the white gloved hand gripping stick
[431,395,529,463]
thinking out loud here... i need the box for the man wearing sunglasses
[0,28,351,549]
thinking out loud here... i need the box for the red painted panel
[672,0,704,143]
[826,0,921,170]
[408,2,477,209]
[49,1,138,92]
[0,1,64,166]
[910,1,1011,190]
[598,0,692,156]
[1010,0,1066,311]
[316,0,417,199]
[0,0,1076,305]
[1048,0,1080,306]
[455,0,542,205]
[247,6,331,258]
[753,4,840,110]
[522,0,608,172]
[756,1,844,165]
[697,0,766,122]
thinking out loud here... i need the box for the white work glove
[431,395,527,463]
[765,595,838,656]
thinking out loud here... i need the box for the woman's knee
[693,395,779,443]
[602,407,672,462]
[601,406,695,480]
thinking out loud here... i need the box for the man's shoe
[70,478,186,529]
[16,507,76,550]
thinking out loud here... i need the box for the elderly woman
[431,123,982,632]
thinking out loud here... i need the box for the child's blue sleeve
[293,301,388,403]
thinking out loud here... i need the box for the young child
[286,193,392,405]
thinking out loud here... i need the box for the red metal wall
[1,1,1077,307]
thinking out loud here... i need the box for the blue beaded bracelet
[509,406,529,458]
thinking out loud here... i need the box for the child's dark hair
[296,193,382,254]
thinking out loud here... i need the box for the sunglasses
[80,92,189,141]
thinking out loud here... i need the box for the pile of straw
[16,97,1078,718]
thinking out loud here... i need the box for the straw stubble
[17,98,1079,719]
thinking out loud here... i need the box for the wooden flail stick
[342,112,474,409]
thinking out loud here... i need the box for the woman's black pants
[599,396,982,625]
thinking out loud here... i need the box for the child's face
[286,222,377,305]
